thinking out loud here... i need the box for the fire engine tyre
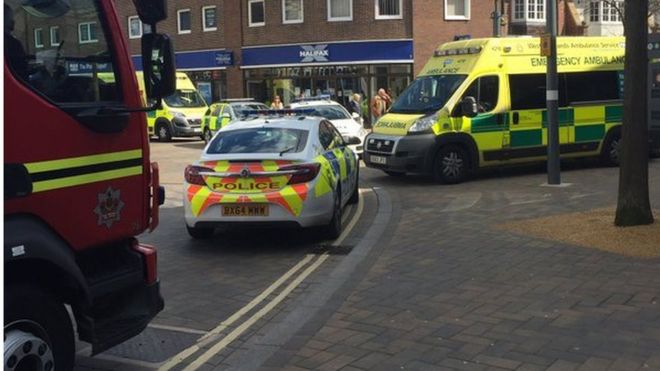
[323,187,342,240]
[186,225,214,239]
[348,168,359,205]
[156,122,172,142]
[4,285,74,371]
[203,129,213,144]
[433,145,469,184]
[601,130,621,167]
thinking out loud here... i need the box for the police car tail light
[279,163,321,185]
[185,165,213,185]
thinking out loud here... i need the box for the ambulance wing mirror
[133,0,167,25]
[460,96,478,118]
[141,33,176,107]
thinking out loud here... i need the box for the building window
[445,0,470,20]
[178,9,192,34]
[202,6,218,31]
[34,28,44,48]
[128,15,142,38]
[375,0,402,19]
[78,22,98,44]
[328,0,352,21]
[589,1,600,21]
[512,0,544,21]
[283,0,303,24]
[601,1,623,22]
[49,26,60,46]
[249,0,265,27]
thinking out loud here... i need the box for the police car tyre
[384,170,406,177]
[203,129,213,144]
[323,187,342,239]
[157,122,172,142]
[348,167,359,204]
[433,145,468,184]
[187,225,214,239]
[5,284,74,371]
[601,129,621,167]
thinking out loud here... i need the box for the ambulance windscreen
[389,75,466,114]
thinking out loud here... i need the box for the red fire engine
[4,0,175,370]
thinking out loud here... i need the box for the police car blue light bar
[291,94,332,103]
[242,109,317,117]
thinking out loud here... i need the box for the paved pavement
[76,139,660,371]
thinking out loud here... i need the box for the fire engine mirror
[133,0,167,25]
[461,96,478,118]
[141,33,176,102]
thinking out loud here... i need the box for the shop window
[375,0,402,19]
[328,0,352,21]
[249,0,265,27]
[512,0,544,21]
[128,15,142,39]
[78,22,98,44]
[177,9,191,34]
[203,6,218,31]
[283,0,303,24]
[445,0,470,20]
[34,28,43,48]
[49,26,60,46]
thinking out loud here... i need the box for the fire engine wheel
[203,129,213,144]
[601,131,621,167]
[187,225,214,239]
[433,145,468,184]
[4,285,74,371]
[157,123,172,142]
[323,186,342,239]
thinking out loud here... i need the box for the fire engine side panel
[4,0,150,251]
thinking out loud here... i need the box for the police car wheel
[601,131,621,167]
[5,285,74,371]
[157,123,172,142]
[203,129,213,144]
[433,145,468,184]
[323,188,342,239]
[186,225,214,239]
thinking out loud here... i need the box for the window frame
[282,0,304,24]
[444,0,471,21]
[49,26,60,46]
[375,0,403,20]
[78,22,98,44]
[128,15,142,39]
[512,0,545,22]
[177,9,192,34]
[202,5,218,32]
[327,0,353,22]
[34,28,44,48]
[248,0,266,27]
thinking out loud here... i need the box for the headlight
[171,111,186,119]
[408,112,439,134]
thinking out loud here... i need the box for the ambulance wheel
[433,145,468,184]
[157,123,172,142]
[348,168,359,205]
[601,129,621,167]
[5,284,74,371]
[203,129,213,144]
[323,187,342,240]
[384,171,405,177]
[186,225,214,239]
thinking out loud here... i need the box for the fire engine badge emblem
[94,187,125,228]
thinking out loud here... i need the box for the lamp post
[546,0,561,185]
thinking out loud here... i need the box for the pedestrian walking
[270,95,284,109]
[371,88,391,123]
[349,93,362,116]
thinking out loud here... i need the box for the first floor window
[128,15,142,38]
[590,1,600,21]
[445,0,470,20]
[34,28,43,48]
[78,22,98,43]
[50,26,60,46]
[203,6,217,31]
[283,0,303,23]
[249,0,265,26]
[178,9,191,34]
[328,0,352,21]
[601,1,623,22]
[513,0,544,21]
[376,0,402,19]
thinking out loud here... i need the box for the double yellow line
[159,190,366,371]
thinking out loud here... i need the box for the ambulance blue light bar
[434,46,482,57]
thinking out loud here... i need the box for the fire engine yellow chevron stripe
[31,166,143,193]
[24,149,143,173]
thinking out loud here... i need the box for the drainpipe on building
[491,0,502,37]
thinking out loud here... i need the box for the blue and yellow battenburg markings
[24,149,143,193]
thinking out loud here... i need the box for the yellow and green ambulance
[136,71,208,141]
[363,36,648,183]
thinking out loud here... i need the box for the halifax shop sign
[241,40,414,68]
